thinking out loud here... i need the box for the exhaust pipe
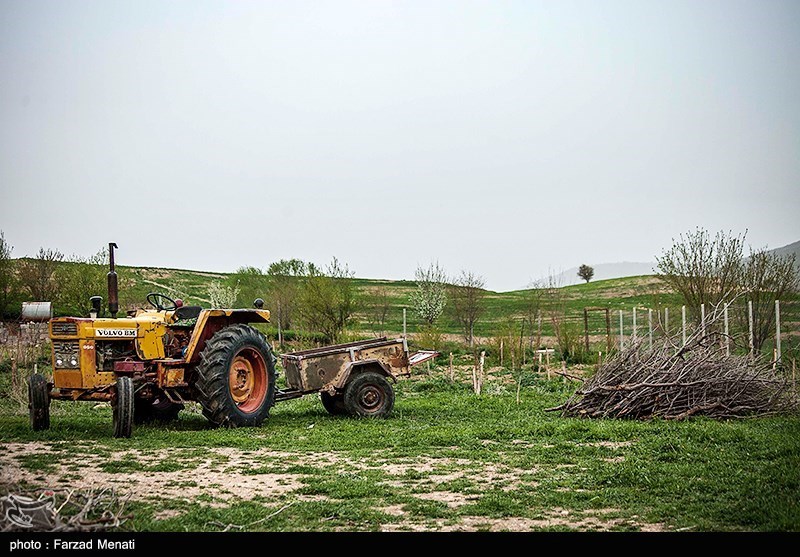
[107,242,119,318]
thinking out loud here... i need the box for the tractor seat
[174,305,202,321]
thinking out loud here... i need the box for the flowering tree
[410,262,448,326]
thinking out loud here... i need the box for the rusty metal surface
[49,387,113,402]
[52,370,82,389]
[113,361,145,373]
[156,360,188,388]
[282,338,411,394]
[284,337,391,359]
[329,360,395,391]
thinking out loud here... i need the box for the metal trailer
[278,337,437,417]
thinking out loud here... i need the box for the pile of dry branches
[0,487,130,532]
[550,330,799,421]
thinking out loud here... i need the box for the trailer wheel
[320,391,346,416]
[194,324,276,427]
[343,372,394,418]
[28,373,50,431]
[113,376,134,438]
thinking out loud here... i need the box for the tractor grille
[53,341,80,369]
[51,322,78,336]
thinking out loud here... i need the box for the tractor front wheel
[113,376,134,438]
[28,373,50,431]
[194,324,276,427]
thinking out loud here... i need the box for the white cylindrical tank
[21,302,53,322]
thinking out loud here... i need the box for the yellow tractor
[28,243,277,437]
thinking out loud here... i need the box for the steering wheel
[146,292,178,311]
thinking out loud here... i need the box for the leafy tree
[738,247,799,351]
[266,259,315,331]
[523,278,550,353]
[56,247,108,316]
[297,258,358,343]
[410,261,447,326]
[18,247,64,302]
[365,286,391,337]
[208,280,240,308]
[448,270,486,347]
[655,228,746,321]
[577,264,594,283]
[229,266,269,308]
[0,231,17,318]
[656,228,799,353]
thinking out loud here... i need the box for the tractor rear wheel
[194,324,276,427]
[343,372,394,418]
[113,376,134,438]
[320,391,346,416]
[28,373,50,431]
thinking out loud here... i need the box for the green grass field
[1,361,798,532]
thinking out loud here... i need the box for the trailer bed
[278,337,437,398]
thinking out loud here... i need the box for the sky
[1,0,798,292]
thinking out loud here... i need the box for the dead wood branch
[550,314,799,420]
[0,487,129,532]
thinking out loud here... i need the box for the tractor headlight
[53,342,80,370]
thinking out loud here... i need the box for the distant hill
[547,239,800,287]
[766,240,800,268]
[551,262,656,287]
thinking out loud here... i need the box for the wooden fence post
[632,307,638,343]
[449,352,454,382]
[701,303,706,337]
[472,355,478,394]
[11,357,17,392]
[748,300,754,356]
[775,300,781,364]
[648,309,653,350]
[682,305,687,346]
[724,304,730,357]
[479,351,486,395]
[619,309,624,351]
[584,308,590,353]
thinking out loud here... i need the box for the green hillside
[107,266,797,358]
[113,266,677,335]
[6,258,797,361]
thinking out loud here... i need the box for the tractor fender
[183,309,271,364]
[326,359,396,394]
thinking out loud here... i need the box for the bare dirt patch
[0,443,301,506]
[152,509,182,521]
[381,508,666,532]
[0,442,663,532]
[377,504,407,517]
[413,491,477,508]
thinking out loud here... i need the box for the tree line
[0,232,110,320]
[1,228,796,356]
